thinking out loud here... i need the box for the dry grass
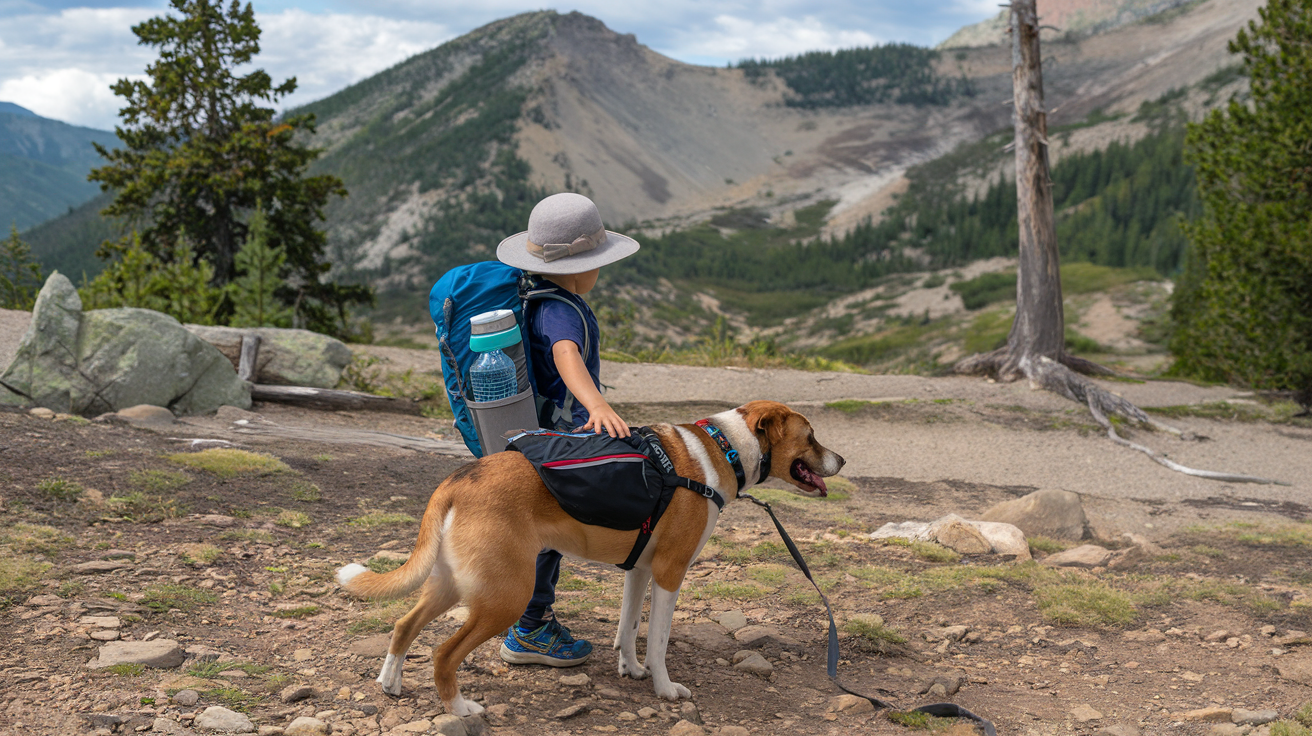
[178,543,221,567]
[0,523,74,554]
[346,511,416,528]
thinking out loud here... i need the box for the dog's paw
[654,681,691,701]
[448,695,484,717]
[376,674,402,697]
[618,659,648,680]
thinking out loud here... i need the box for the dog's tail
[335,491,453,600]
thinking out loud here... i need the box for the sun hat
[496,193,640,275]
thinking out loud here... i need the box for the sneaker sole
[499,641,592,667]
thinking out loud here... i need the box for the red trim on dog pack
[542,453,648,469]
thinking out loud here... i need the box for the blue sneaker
[499,619,593,666]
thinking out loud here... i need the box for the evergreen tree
[228,206,291,327]
[1,225,43,310]
[80,231,223,324]
[89,0,369,335]
[1171,0,1312,394]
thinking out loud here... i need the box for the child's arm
[552,340,629,438]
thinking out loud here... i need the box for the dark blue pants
[519,549,561,630]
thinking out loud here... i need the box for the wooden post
[1000,0,1065,379]
[238,334,262,382]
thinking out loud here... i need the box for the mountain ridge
[0,106,117,231]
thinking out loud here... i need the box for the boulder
[184,325,352,388]
[1,273,250,416]
[1043,545,1113,568]
[980,489,1088,541]
[927,515,992,555]
[973,521,1031,560]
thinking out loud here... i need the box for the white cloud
[667,13,882,61]
[0,6,450,128]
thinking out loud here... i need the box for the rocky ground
[2,371,1312,736]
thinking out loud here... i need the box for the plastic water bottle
[469,309,521,402]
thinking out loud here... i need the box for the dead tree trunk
[953,0,1280,484]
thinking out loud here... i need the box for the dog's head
[739,400,845,497]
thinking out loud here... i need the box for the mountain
[938,0,1204,49]
[0,103,118,232]
[23,0,1260,298]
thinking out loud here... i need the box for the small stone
[731,651,773,677]
[1093,726,1141,736]
[679,702,701,725]
[346,635,390,658]
[110,404,177,427]
[26,593,62,606]
[258,727,285,736]
[926,682,948,698]
[90,639,185,669]
[555,704,588,719]
[283,717,329,736]
[1123,629,1167,643]
[74,560,132,575]
[668,721,705,736]
[1070,704,1103,722]
[1181,671,1205,682]
[336,687,350,700]
[90,630,120,641]
[281,685,316,703]
[638,707,658,719]
[1204,630,1230,643]
[1232,709,1278,726]
[1179,707,1231,722]
[173,690,200,706]
[394,720,431,733]
[194,705,255,733]
[194,514,238,527]
[29,407,55,418]
[617,712,638,721]
[559,673,591,687]
[718,729,750,736]
[431,714,468,736]
[1260,625,1277,637]
[828,694,874,714]
[732,625,801,657]
[292,648,313,662]
[717,610,748,632]
[1043,545,1113,569]
[595,687,624,700]
[78,616,122,628]
[153,718,191,735]
[369,549,409,563]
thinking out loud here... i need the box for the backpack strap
[521,276,592,430]
[618,429,726,570]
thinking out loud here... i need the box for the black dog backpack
[506,428,724,569]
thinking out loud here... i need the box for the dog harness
[507,427,727,570]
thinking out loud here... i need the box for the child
[493,192,640,666]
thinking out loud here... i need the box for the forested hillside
[0,105,118,231]
[737,45,975,107]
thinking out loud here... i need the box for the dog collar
[695,419,771,491]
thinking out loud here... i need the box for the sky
[0,1,1001,130]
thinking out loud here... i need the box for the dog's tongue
[793,460,828,494]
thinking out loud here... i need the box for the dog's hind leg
[615,566,651,680]
[432,591,525,717]
[378,570,459,696]
[644,582,691,701]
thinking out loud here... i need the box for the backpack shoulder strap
[523,287,591,358]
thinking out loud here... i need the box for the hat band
[526,227,605,263]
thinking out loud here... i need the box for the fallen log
[249,385,423,415]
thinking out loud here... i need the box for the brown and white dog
[335,400,844,716]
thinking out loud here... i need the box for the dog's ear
[740,401,791,447]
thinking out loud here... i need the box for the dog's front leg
[644,582,690,700]
[615,566,651,680]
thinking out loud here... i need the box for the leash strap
[739,491,998,736]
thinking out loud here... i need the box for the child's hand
[582,404,629,438]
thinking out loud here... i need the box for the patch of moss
[1034,582,1137,627]
[347,511,417,528]
[129,469,191,492]
[141,584,217,613]
[168,449,292,478]
[0,523,74,555]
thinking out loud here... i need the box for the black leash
[738,491,998,736]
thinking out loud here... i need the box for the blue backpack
[428,262,588,457]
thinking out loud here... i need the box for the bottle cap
[470,309,516,335]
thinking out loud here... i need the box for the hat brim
[496,230,640,275]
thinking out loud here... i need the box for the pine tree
[80,231,222,324]
[0,225,43,310]
[228,206,291,328]
[1171,0,1312,394]
[89,0,368,335]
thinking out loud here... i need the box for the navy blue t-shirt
[527,289,601,429]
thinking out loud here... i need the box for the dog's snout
[835,453,846,469]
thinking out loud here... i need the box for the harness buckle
[725,449,738,464]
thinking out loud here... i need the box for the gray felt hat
[496,193,640,275]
